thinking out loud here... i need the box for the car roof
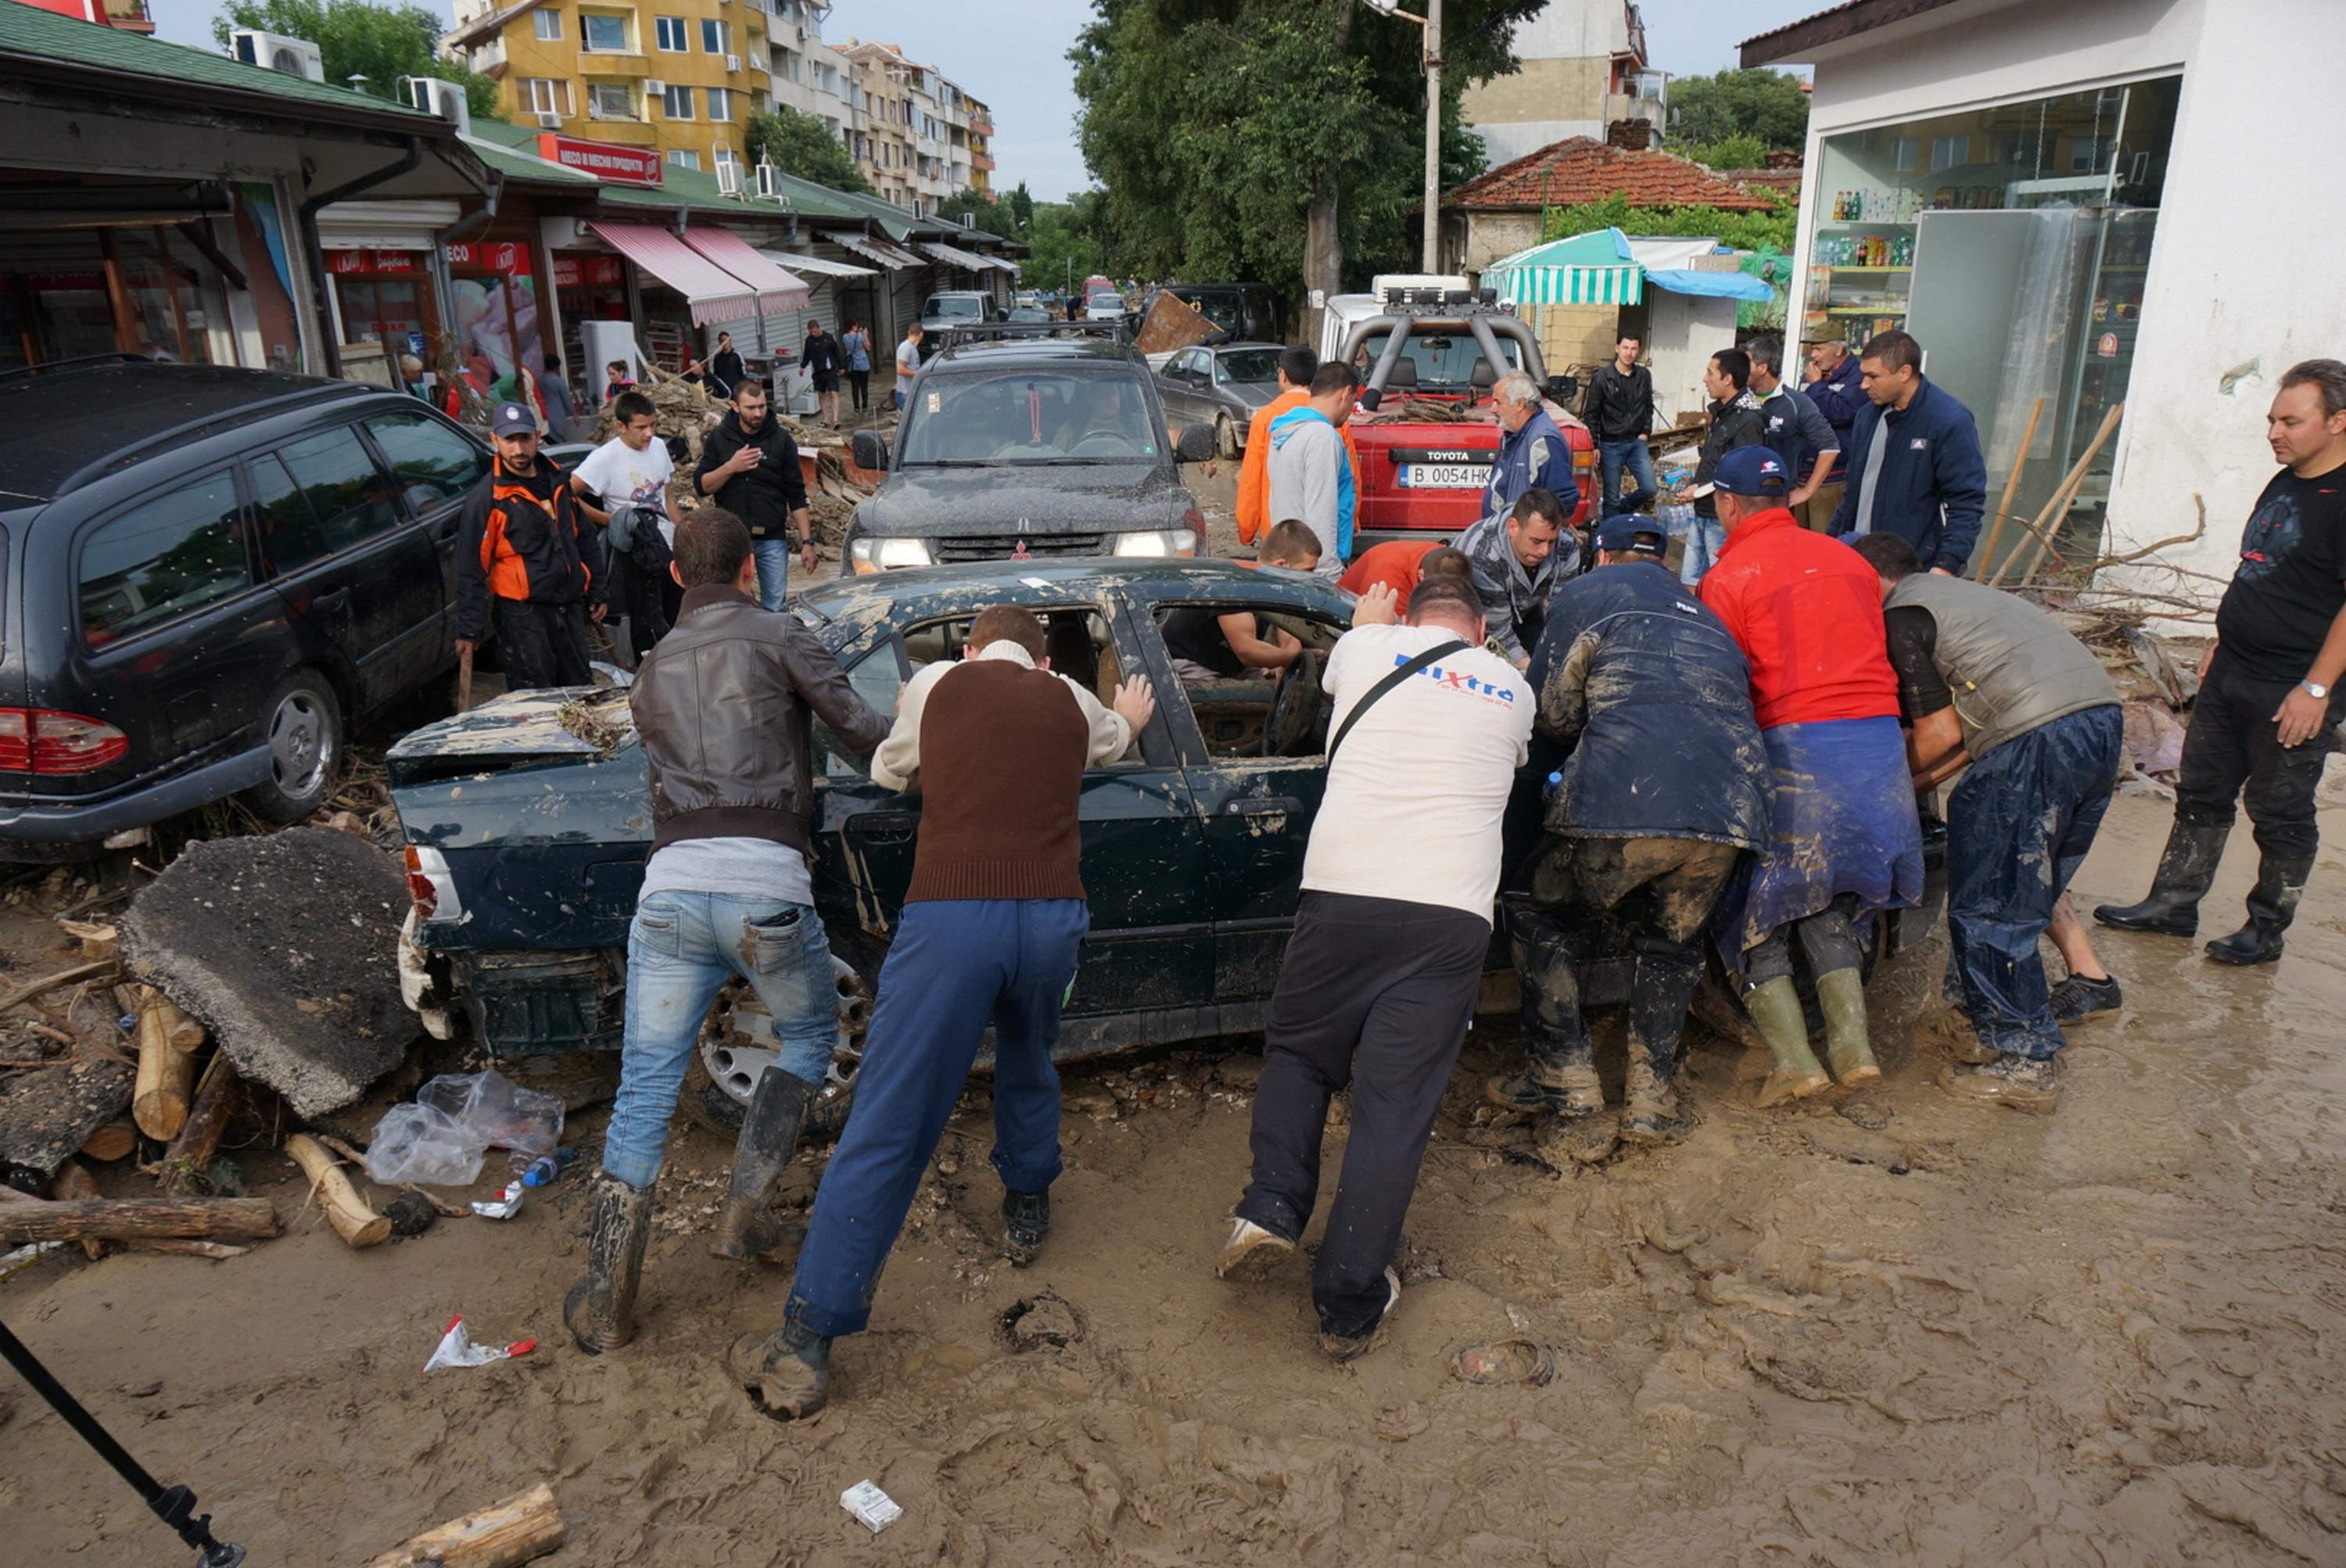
[0,359,374,501]
[795,557,1351,622]
[928,337,1143,368]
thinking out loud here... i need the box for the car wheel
[1216,413,1238,461]
[680,954,874,1139]
[240,670,343,825]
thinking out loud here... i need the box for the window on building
[706,87,733,121]
[579,10,627,51]
[662,84,694,119]
[1892,136,1918,173]
[2070,134,2112,173]
[668,149,701,170]
[78,472,251,644]
[587,81,635,119]
[701,17,728,53]
[1932,134,1971,170]
[533,7,561,40]
[520,77,572,116]
[655,15,687,51]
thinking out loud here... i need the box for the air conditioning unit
[229,29,325,83]
[396,76,472,137]
[725,54,742,74]
[536,112,564,129]
[644,78,666,96]
[716,161,745,197]
[755,160,782,199]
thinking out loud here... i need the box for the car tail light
[404,845,463,924]
[0,709,129,774]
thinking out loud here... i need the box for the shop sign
[552,256,580,288]
[553,254,626,288]
[533,133,665,188]
[445,241,533,276]
[325,249,422,274]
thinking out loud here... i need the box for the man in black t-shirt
[2099,358,2346,964]
[1164,521,1321,683]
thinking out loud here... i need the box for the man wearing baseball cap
[1696,447,1924,1107]
[454,400,610,690]
[1489,515,1770,1145]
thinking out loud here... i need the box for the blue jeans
[1596,437,1657,515]
[751,537,793,611]
[784,897,1088,1338]
[600,891,841,1190]
[1679,515,1726,585]
[1948,705,2122,1059]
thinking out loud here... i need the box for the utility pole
[1422,0,1441,272]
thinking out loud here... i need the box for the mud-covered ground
[5,792,2345,1566]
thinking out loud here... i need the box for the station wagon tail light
[0,709,129,774]
[1114,527,1198,558]
[404,845,463,924]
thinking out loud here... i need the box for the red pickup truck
[1338,293,1594,550]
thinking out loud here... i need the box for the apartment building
[442,0,774,174]
[838,38,985,215]
[1461,0,1665,166]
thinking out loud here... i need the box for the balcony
[968,114,993,137]
[580,50,653,76]
[577,113,657,145]
[102,0,156,31]
[971,152,995,171]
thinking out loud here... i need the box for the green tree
[1018,196,1114,294]
[1004,181,1036,234]
[935,188,1014,235]
[1538,190,1797,256]
[1666,69,1809,151]
[744,105,873,195]
[1071,0,1537,331]
[1679,133,1772,172]
[213,0,503,120]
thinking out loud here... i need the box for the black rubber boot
[712,1067,816,1262]
[564,1175,654,1355]
[1620,948,1702,1145]
[1002,1188,1050,1266]
[749,1319,833,1419]
[2095,819,2228,936]
[1493,895,1602,1116]
[2204,852,2314,965]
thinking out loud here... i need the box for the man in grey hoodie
[1265,362,1361,577]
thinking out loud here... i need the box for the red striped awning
[586,221,756,325]
[683,225,812,314]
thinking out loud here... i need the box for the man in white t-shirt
[569,389,676,659]
[1215,576,1532,1362]
[892,323,925,410]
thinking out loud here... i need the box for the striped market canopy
[1494,260,1643,306]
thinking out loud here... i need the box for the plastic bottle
[520,1147,576,1188]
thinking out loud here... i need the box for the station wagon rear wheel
[241,671,342,825]
[1216,414,1238,461]
[682,954,873,1139]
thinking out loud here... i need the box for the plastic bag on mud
[415,1070,565,1158]
[364,1103,489,1186]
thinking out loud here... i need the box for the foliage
[1539,189,1798,256]
[213,0,503,120]
[1678,133,1772,172]
[1666,69,1809,151]
[1018,194,1114,293]
[934,187,1015,235]
[1070,0,1539,299]
[744,106,873,196]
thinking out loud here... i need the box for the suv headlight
[1112,529,1197,558]
[848,536,935,573]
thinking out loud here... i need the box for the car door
[250,422,441,712]
[1156,350,1197,425]
[361,405,488,684]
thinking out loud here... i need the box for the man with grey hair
[1748,336,1839,527]
[1481,370,1578,544]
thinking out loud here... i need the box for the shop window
[78,472,250,645]
[253,428,402,576]
[579,11,627,52]
[1931,134,1970,170]
[2070,135,2111,174]
[533,7,561,40]
[707,87,733,122]
[521,77,572,116]
[364,411,487,511]
[667,149,701,171]
[654,15,686,52]
[587,81,635,120]
[701,17,728,53]
[1892,137,1918,173]
[662,84,694,119]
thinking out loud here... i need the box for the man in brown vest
[747,605,1154,1418]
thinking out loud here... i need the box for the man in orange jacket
[1237,346,1359,547]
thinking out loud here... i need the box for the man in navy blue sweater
[1828,331,1988,576]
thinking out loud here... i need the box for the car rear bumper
[1350,526,1466,553]
[0,744,273,858]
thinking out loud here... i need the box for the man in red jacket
[1698,448,1924,1106]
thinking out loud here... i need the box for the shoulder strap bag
[1326,639,1470,762]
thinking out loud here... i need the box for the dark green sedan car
[386,558,1942,1132]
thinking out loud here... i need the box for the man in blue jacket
[1829,331,1988,576]
[1482,371,1580,536]
[1803,339,1867,448]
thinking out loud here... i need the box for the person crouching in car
[454,400,611,691]
[1164,519,1322,683]
[565,509,892,1356]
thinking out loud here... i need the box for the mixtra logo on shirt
[1393,652,1519,705]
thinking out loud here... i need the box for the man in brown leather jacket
[565,508,890,1356]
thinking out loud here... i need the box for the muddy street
[2,793,2341,1565]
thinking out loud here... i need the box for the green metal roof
[0,2,443,125]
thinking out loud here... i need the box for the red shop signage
[534,133,664,188]
[444,240,533,276]
[325,249,422,274]
[554,255,625,288]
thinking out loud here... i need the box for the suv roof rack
[0,351,160,382]
[933,320,1130,352]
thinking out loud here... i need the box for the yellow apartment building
[442,0,773,174]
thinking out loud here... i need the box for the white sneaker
[1214,1217,1295,1280]
[1319,1267,1401,1362]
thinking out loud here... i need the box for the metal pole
[1422,0,1442,272]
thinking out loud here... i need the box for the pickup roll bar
[1339,309,1551,406]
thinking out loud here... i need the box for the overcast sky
[156,0,1821,202]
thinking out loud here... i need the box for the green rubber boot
[1814,967,1880,1085]
[1744,976,1829,1108]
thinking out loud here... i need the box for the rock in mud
[1213,1053,1263,1091]
[383,1189,438,1237]
[1003,1289,1081,1351]
[1837,1097,1895,1132]
[120,827,418,1119]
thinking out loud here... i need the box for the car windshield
[1009,307,1051,321]
[1088,292,1123,310]
[1360,330,1524,391]
[1177,292,1247,332]
[926,296,983,320]
[1216,348,1280,384]
[898,368,1158,465]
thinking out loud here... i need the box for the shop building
[1745,0,2346,590]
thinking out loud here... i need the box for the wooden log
[0,960,116,1016]
[131,990,203,1141]
[59,920,120,963]
[284,1133,390,1249]
[49,1159,107,1260]
[79,1118,136,1163]
[1971,393,2045,581]
[158,1055,239,1196]
[0,1197,277,1244]
[364,1484,566,1568]
[124,1238,249,1261]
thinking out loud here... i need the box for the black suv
[0,357,486,858]
[844,325,1216,575]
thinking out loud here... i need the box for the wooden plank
[363,1484,567,1568]
[0,1196,278,1243]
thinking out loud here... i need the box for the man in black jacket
[802,320,846,429]
[694,378,816,610]
[454,400,610,690]
[709,331,745,399]
[1487,514,1770,1145]
[1580,332,1657,513]
[1681,349,1767,585]
[565,508,891,1357]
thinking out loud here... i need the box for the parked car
[919,291,1002,335]
[0,356,486,860]
[1085,290,1127,324]
[1145,282,1286,345]
[842,327,1215,573]
[387,558,1946,1131]
[1153,341,1284,459]
[1006,304,1056,325]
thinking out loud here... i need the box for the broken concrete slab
[0,1057,135,1186]
[120,827,417,1120]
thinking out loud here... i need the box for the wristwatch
[2303,680,2330,699]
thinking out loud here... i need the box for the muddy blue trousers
[784,897,1087,1339]
[1947,704,2122,1059]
